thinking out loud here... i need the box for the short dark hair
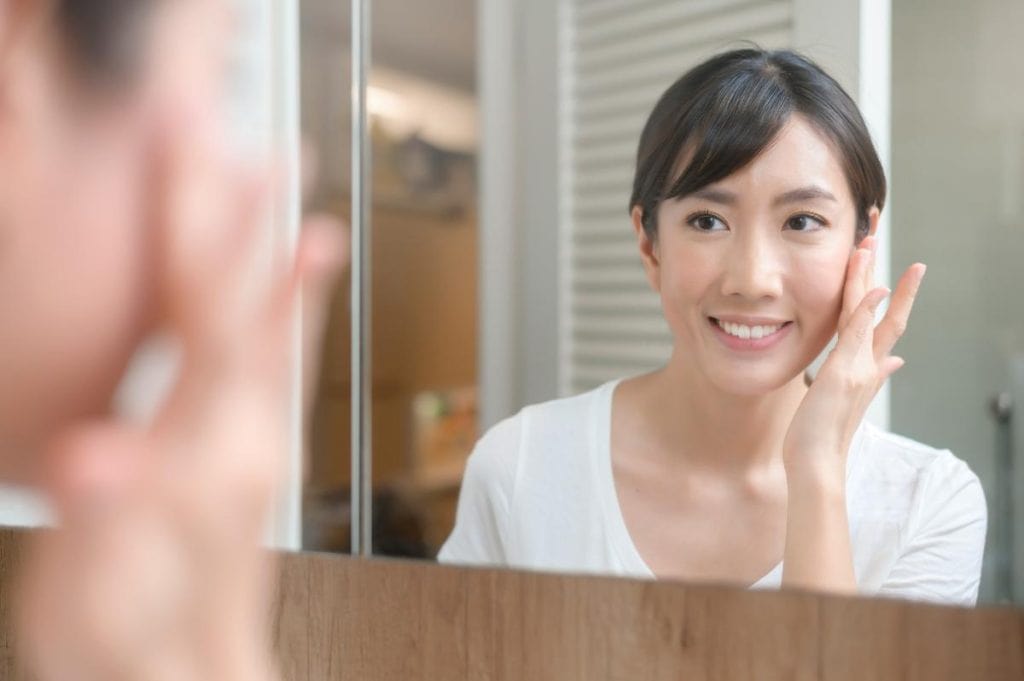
[629,48,886,242]
[53,0,159,86]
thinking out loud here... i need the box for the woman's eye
[688,214,727,232]
[785,214,826,232]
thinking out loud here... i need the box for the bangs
[663,68,793,202]
[630,49,886,241]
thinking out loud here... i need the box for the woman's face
[637,114,873,397]
[0,1,229,478]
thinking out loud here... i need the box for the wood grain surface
[1,529,1021,680]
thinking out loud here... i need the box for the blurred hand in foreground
[16,107,346,681]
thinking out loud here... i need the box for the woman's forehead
[677,116,852,205]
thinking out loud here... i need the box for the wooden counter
[2,530,1021,679]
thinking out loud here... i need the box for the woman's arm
[782,470,858,594]
[781,236,926,594]
[437,417,520,565]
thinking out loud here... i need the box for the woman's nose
[719,231,784,301]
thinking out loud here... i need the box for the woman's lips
[708,316,793,351]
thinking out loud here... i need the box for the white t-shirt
[439,380,988,607]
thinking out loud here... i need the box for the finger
[41,425,149,518]
[299,218,348,397]
[862,236,876,295]
[840,245,870,329]
[178,171,280,381]
[204,168,275,333]
[874,263,926,359]
[152,119,266,351]
[248,216,347,396]
[152,115,230,310]
[150,155,274,440]
[835,286,889,360]
[196,217,346,490]
[879,355,906,382]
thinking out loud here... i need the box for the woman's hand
[783,237,926,483]
[781,236,925,593]
[15,113,346,680]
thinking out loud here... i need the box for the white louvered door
[560,0,797,394]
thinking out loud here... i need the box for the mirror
[298,0,1024,610]
[300,0,479,559]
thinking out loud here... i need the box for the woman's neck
[628,351,809,476]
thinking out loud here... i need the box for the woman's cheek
[659,244,718,335]
[793,250,848,334]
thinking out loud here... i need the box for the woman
[440,49,986,606]
[0,1,342,679]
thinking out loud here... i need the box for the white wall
[890,0,1024,602]
[478,0,562,428]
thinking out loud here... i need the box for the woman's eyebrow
[689,186,838,206]
[691,187,737,204]
[773,186,838,206]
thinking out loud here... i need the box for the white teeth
[715,319,783,340]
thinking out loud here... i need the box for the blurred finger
[201,167,274,334]
[40,425,148,519]
[874,263,926,359]
[248,216,347,396]
[298,217,348,407]
[151,116,239,335]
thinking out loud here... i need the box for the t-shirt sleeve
[875,454,987,606]
[436,415,521,566]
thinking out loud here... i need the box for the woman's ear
[867,205,881,237]
[632,205,661,293]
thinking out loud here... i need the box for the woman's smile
[708,316,794,352]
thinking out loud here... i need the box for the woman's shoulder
[851,425,987,605]
[858,423,974,474]
[853,422,985,513]
[483,381,613,443]
[464,376,614,483]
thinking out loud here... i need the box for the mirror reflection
[4,1,1022,677]
[889,0,1024,604]
[301,0,479,558]
[300,0,1023,609]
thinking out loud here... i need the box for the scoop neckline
[592,377,864,588]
